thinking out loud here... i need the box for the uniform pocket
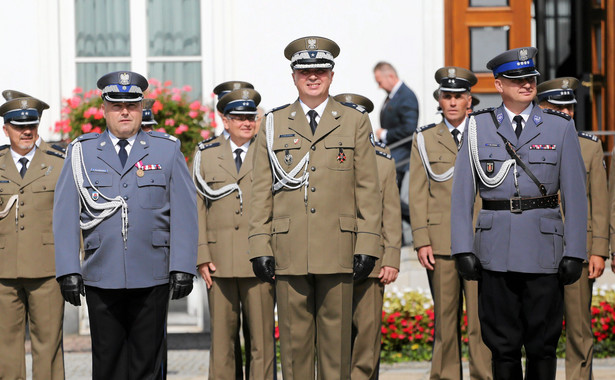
[137,172,167,209]
[152,230,170,279]
[272,217,290,269]
[339,216,357,268]
[325,135,355,171]
[82,232,102,282]
[528,150,558,184]
[539,217,564,269]
[474,212,493,264]
[32,182,56,210]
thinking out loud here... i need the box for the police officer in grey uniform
[54,71,198,380]
[451,48,587,380]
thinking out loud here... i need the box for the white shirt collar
[388,80,403,99]
[229,138,250,153]
[10,144,37,169]
[444,117,467,135]
[299,97,329,121]
[504,103,533,125]
[107,130,138,154]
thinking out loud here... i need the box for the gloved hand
[170,271,194,300]
[558,257,583,285]
[58,274,85,306]
[454,253,482,281]
[251,256,275,284]
[353,254,377,281]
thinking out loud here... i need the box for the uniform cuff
[355,232,382,259]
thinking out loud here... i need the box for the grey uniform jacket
[450,104,587,274]
[54,130,198,289]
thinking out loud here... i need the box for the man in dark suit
[54,71,198,380]
[373,61,419,188]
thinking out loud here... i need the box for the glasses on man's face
[226,115,257,122]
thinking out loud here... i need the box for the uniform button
[311,166,316,171]
[123,196,128,200]
[285,143,289,148]
[123,183,128,188]
[310,208,316,213]
[338,142,342,146]
[236,194,240,199]
[43,186,47,190]
[95,180,99,184]
[234,225,239,230]
[0,189,3,192]
[19,189,24,194]
[516,173,520,177]
[19,225,24,230]
[311,187,315,192]
[20,201,24,206]
[542,157,546,161]
[311,146,316,151]
[489,154,493,158]
[150,179,154,183]
[235,210,240,214]
[20,213,24,218]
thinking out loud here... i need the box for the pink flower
[54,120,65,133]
[164,80,173,87]
[81,123,93,133]
[83,107,98,118]
[66,96,81,109]
[182,85,192,92]
[94,109,105,120]
[171,94,182,102]
[210,92,216,98]
[91,127,102,134]
[189,101,201,111]
[210,120,217,128]
[200,105,210,113]
[156,127,166,133]
[73,87,83,94]
[61,106,72,115]
[165,119,176,127]
[175,124,188,135]
[189,110,199,119]
[62,122,72,134]
[208,111,216,120]
[200,130,211,140]
[149,78,161,87]
[172,87,181,94]
[152,100,163,113]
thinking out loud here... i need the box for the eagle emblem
[119,72,130,85]
[518,48,529,62]
[307,38,317,49]
[448,68,456,78]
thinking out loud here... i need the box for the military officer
[451,48,587,380]
[54,71,198,380]
[0,90,65,380]
[193,87,275,379]
[411,68,492,380]
[248,36,382,380]
[141,98,157,132]
[334,93,402,380]
[537,77,608,380]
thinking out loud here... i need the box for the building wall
[0,0,445,144]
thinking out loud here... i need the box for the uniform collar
[444,116,467,135]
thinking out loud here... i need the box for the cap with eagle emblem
[213,81,254,101]
[333,93,374,114]
[536,77,579,105]
[96,71,149,102]
[0,93,49,126]
[216,88,261,115]
[434,66,477,92]
[284,36,340,70]
[486,47,540,79]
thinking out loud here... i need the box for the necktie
[18,157,28,178]
[234,148,243,172]
[307,110,318,134]
[451,129,460,148]
[380,96,390,126]
[118,139,129,167]
[513,115,523,139]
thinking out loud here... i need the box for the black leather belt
[482,194,559,213]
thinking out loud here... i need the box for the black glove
[58,274,85,306]
[170,271,194,300]
[455,253,482,281]
[558,257,583,285]
[353,254,377,281]
[251,256,275,284]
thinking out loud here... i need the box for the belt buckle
[510,197,522,213]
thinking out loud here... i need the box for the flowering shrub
[381,285,615,363]
[54,79,216,158]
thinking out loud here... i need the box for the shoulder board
[71,133,100,145]
[50,144,66,153]
[417,123,436,133]
[339,102,367,114]
[470,107,496,116]
[375,149,392,160]
[198,136,216,145]
[266,104,291,115]
[369,132,387,148]
[45,150,65,159]
[578,131,598,142]
[198,141,220,151]
[147,130,178,141]
[542,108,571,121]
[0,144,9,151]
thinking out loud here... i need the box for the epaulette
[339,102,367,113]
[578,131,598,142]
[45,150,65,159]
[0,144,9,151]
[266,104,291,115]
[147,130,178,142]
[198,141,220,151]
[375,149,392,160]
[417,123,436,133]
[369,132,387,148]
[542,108,571,121]
[50,144,66,154]
[470,107,496,116]
[71,133,100,145]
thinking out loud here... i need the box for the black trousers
[479,270,563,364]
[85,284,170,380]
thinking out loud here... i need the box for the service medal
[284,153,293,165]
[137,169,145,177]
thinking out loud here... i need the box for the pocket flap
[476,213,493,229]
[529,150,557,164]
[540,217,564,236]
[478,148,508,161]
[32,182,55,193]
[41,232,54,245]
[137,172,166,187]
[325,135,355,149]
[152,230,170,246]
[427,212,442,225]
[83,232,101,250]
[205,171,227,183]
[339,216,357,232]
[273,137,302,151]
[272,217,290,234]
[85,173,113,188]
